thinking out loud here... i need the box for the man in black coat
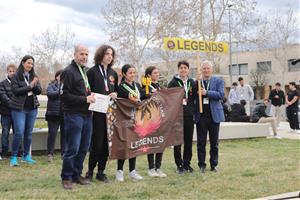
[85,45,118,183]
[230,100,250,122]
[0,64,16,158]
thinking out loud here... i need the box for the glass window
[239,63,248,75]
[229,64,239,75]
[288,59,300,72]
[257,61,272,72]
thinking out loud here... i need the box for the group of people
[0,43,298,191]
[226,79,300,136]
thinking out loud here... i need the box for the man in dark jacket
[60,44,95,190]
[251,99,279,138]
[168,60,196,174]
[0,64,16,158]
[269,82,285,128]
[230,100,250,122]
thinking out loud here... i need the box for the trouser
[147,153,163,169]
[117,158,136,172]
[61,113,92,181]
[258,117,277,136]
[11,109,37,157]
[270,105,284,127]
[286,108,299,130]
[173,115,194,168]
[196,116,220,169]
[47,118,65,155]
[1,114,14,156]
[88,113,108,174]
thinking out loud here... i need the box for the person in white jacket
[228,82,239,105]
[237,77,254,115]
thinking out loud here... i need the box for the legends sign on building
[107,88,185,160]
[163,37,228,54]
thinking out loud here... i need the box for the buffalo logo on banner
[107,88,185,160]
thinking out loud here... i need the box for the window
[288,59,300,72]
[229,63,248,75]
[257,61,272,72]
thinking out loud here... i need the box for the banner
[107,88,184,160]
[163,37,228,54]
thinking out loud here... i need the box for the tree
[249,68,269,99]
[102,0,183,76]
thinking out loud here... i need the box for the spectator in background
[230,100,250,122]
[0,64,17,159]
[10,55,42,166]
[228,82,239,105]
[45,69,65,162]
[237,77,254,115]
[269,82,285,128]
[285,82,299,133]
[222,97,230,122]
[251,99,280,138]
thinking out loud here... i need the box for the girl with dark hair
[143,66,167,177]
[115,64,143,181]
[45,69,65,162]
[10,55,42,166]
[85,45,118,183]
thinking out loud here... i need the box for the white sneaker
[288,129,296,133]
[296,130,300,134]
[273,135,282,139]
[0,155,2,160]
[148,169,158,177]
[156,169,167,177]
[116,170,124,182]
[129,170,143,180]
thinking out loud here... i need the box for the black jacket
[230,103,247,121]
[251,103,269,122]
[118,81,144,100]
[142,82,161,99]
[46,81,62,119]
[61,60,91,115]
[269,89,285,106]
[0,78,13,115]
[87,65,118,95]
[10,72,41,111]
[168,76,196,117]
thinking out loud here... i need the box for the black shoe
[200,167,206,174]
[210,167,218,173]
[184,165,194,173]
[176,166,185,175]
[96,173,110,183]
[85,171,93,181]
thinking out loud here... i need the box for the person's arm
[268,90,273,101]
[32,79,42,95]
[61,70,86,105]
[260,105,269,117]
[228,90,234,105]
[248,85,254,101]
[207,78,224,100]
[47,83,59,100]
[280,91,285,104]
[0,82,12,107]
[11,75,32,96]
[288,95,298,106]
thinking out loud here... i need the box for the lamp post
[228,4,233,84]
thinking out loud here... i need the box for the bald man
[60,45,95,190]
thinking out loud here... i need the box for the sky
[0,0,299,57]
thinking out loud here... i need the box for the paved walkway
[254,191,300,200]
[267,122,300,140]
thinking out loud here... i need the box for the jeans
[47,118,65,155]
[1,115,14,155]
[11,109,37,157]
[61,113,92,181]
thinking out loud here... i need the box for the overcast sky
[0,0,299,55]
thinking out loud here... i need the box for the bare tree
[29,24,75,74]
[249,68,269,99]
[102,0,184,76]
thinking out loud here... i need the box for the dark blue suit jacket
[195,76,225,124]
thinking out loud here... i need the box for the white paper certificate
[88,93,110,113]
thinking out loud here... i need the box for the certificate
[88,93,110,113]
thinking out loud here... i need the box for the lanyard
[122,83,140,100]
[202,79,210,91]
[150,83,160,91]
[77,64,90,91]
[178,80,190,99]
[24,74,30,86]
[99,65,108,90]
[6,77,11,84]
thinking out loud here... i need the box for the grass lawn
[0,138,299,199]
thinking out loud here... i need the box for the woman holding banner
[143,66,167,178]
[116,64,144,182]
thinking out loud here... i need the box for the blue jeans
[61,113,92,181]
[11,109,37,157]
[1,115,14,155]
